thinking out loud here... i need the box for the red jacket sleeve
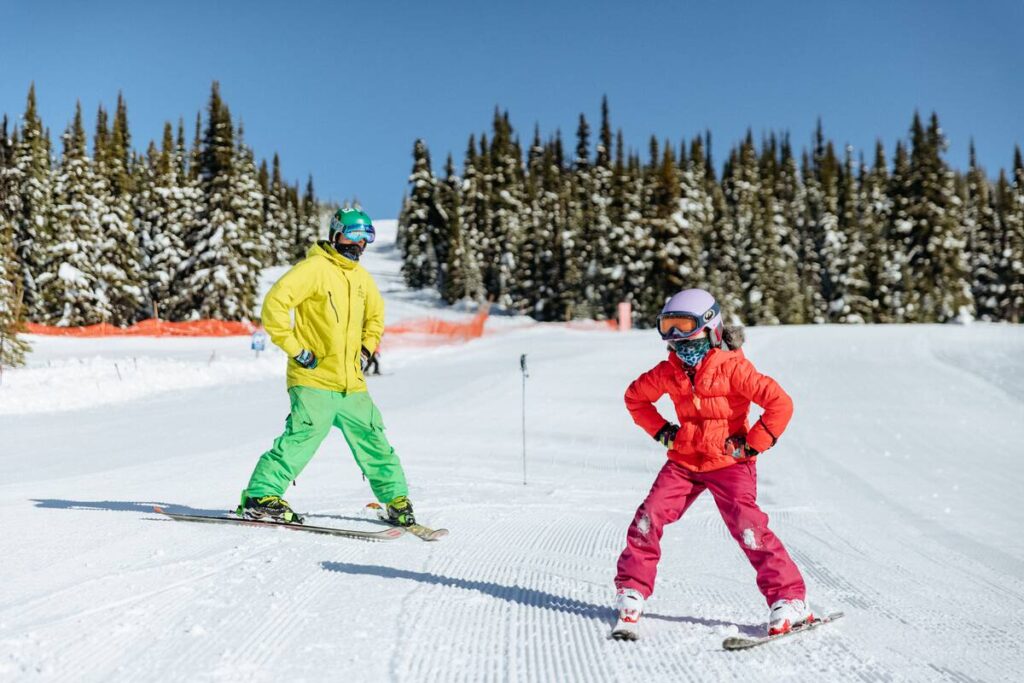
[730,358,793,453]
[624,362,672,437]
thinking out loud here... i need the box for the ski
[364,502,449,541]
[722,612,845,651]
[153,506,405,541]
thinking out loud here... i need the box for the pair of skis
[610,611,844,650]
[152,506,448,542]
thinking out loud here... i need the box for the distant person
[611,288,806,640]
[236,208,417,527]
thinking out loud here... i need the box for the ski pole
[520,353,528,486]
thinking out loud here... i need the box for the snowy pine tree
[905,113,972,321]
[833,146,872,322]
[964,142,1002,320]
[36,103,107,325]
[12,84,53,318]
[771,136,809,323]
[399,138,442,288]
[93,100,145,325]
[486,111,524,308]
[177,82,262,320]
[135,122,193,319]
[998,149,1024,321]
[0,115,30,368]
[861,141,894,322]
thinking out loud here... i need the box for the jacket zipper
[328,292,340,322]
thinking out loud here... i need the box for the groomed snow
[1,220,1022,681]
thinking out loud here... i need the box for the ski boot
[383,495,416,527]
[611,587,645,641]
[768,598,813,635]
[237,495,304,524]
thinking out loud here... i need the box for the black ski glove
[293,349,318,370]
[726,435,758,459]
[360,346,372,372]
[654,423,679,448]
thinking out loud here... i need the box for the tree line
[0,81,320,368]
[398,99,1024,327]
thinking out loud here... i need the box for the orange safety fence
[24,308,493,343]
[25,319,258,337]
[23,307,622,344]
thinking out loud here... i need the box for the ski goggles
[338,224,375,244]
[657,303,719,340]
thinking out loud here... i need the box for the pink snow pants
[615,460,805,605]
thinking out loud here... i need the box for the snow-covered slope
[1,223,1022,681]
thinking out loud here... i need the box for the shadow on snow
[321,561,761,636]
[31,498,228,517]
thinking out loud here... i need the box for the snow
[2,220,1023,681]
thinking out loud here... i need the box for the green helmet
[329,208,375,243]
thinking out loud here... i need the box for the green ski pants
[241,386,408,505]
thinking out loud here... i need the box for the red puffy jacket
[624,347,793,472]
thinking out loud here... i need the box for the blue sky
[3,0,1021,218]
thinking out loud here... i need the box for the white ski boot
[611,588,645,641]
[768,598,813,635]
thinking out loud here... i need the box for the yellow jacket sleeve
[261,260,319,358]
[361,275,385,353]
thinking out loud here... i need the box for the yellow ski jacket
[261,242,385,393]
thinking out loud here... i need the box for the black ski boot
[238,495,304,524]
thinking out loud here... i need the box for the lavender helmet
[657,288,724,347]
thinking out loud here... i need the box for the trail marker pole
[520,353,528,486]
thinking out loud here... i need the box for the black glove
[360,346,372,372]
[726,435,758,459]
[654,423,679,448]
[293,349,318,369]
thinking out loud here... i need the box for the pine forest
[397,98,1024,327]
[0,82,319,353]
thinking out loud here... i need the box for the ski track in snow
[1,220,1022,681]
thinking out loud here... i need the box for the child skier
[612,288,808,640]
[236,208,416,528]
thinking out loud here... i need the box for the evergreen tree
[486,110,524,307]
[771,136,808,323]
[905,112,972,321]
[0,115,30,368]
[833,146,872,322]
[232,122,268,269]
[93,101,145,325]
[964,142,1002,320]
[861,141,893,322]
[587,99,616,317]
[12,84,53,318]
[299,175,320,252]
[177,82,262,319]
[734,132,786,324]
[398,138,442,288]
[262,153,290,263]
[36,102,107,325]
[438,154,481,303]
[998,149,1024,321]
[135,122,191,319]
[800,124,837,322]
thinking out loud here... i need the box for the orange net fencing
[24,306,619,345]
[25,319,258,337]
[25,309,493,344]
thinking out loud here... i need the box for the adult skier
[236,208,416,527]
[612,288,808,640]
